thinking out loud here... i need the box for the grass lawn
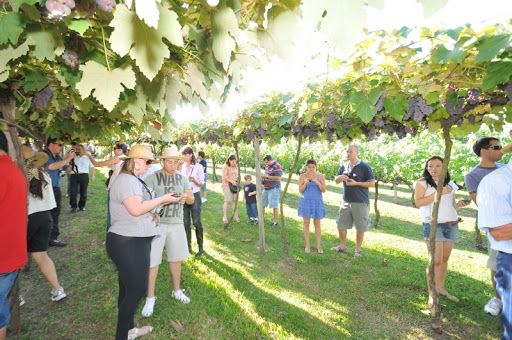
[12,168,501,339]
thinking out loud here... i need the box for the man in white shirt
[69,144,93,212]
[477,157,512,339]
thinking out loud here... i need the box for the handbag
[229,183,239,193]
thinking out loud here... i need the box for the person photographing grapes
[332,145,375,257]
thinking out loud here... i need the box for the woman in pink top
[222,154,240,224]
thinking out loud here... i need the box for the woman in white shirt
[414,156,468,304]
[22,146,67,302]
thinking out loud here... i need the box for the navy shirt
[199,159,207,174]
[45,150,66,188]
[337,161,375,204]
[244,183,257,204]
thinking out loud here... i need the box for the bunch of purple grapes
[33,86,53,109]
[505,84,512,104]
[95,0,116,12]
[62,50,79,69]
[61,106,74,117]
[404,97,434,122]
[467,88,481,105]
[45,0,75,20]
[443,97,464,116]
[302,124,319,139]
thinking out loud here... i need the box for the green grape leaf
[76,61,136,111]
[26,31,60,61]
[135,0,159,28]
[482,61,512,90]
[59,65,81,88]
[212,32,235,70]
[0,12,25,45]
[0,40,30,81]
[432,44,467,63]
[110,4,183,80]
[424,91,440,105]
[67,19,91,36]
[11,0,40,11]
[351,92,376,124]
[279,114,294,127]
[21,70,48,92]
[475,34,511,62]
[123,86,147,125]
[383,94,408,121]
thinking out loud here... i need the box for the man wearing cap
[261,155,283,227]
[142,146,194,317]
[0,131,27,339]
[45,137,74,247]
[465,137,506,316]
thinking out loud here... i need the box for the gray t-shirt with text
[108,173,159,237]
[145,170,191,225]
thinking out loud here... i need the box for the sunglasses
[485,145,502,150]
[146,160,153,165]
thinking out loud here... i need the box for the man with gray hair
[333,145,375,257]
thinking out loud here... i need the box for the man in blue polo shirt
[261,155,283,227]
[45,137,74,247]
[333,145,375,257]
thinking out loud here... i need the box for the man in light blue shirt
[478,157,512,339]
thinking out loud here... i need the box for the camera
[154,206,164,217]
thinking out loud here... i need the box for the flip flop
[438,291,459,302]
[128,325,153,339]
[330,246,348,254]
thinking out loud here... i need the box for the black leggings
[106,233,153,340]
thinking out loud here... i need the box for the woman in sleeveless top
[414,156,469,305]
[298,159,326,253]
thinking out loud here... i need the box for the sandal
[354,250,362,258]
[330,245,348,254]
[127,325,153,339]
[223,217,228,225]
[305,247,311,253]
[318,248,324,254]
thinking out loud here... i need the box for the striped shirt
[477,158,512,253]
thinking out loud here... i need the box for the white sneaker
[141,297,156,317]
[19,294,25,307]
[484,297,502,316]
[201,198,207,203]
[51,286,67,302]
[172,289,190,304]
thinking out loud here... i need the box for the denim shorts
[0,270,19,328]
[262,187,280,209]
[422,222,458,242]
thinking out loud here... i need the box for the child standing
[243,175,258,224]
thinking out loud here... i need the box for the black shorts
[27,211,52,252]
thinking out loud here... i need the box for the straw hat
[22,145,48,169]
[125,144,157,163]
[160,145,182,160]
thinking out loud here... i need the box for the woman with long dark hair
[298,159,326,253]
[22,145,67,302]
[414,156,468,305]
[180,146,205,257]
[107,145,177,340]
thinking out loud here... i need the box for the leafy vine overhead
[239,23,512,144]
[0,0,303,141]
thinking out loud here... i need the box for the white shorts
[150,223,189,267]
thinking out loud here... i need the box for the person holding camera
[333,145,375,257]
[180,146,205,257]
[107,144,176,340]
[141,146,194,317]
[298,159,326,253]
[222,154,240,225]
[44,137,74,247]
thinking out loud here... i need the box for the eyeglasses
[146,160,153,165]
[485,145,503,150]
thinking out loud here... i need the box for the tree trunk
[0,90,23,335]
[253,137,266,254]
[372,180,380,228]
[279,133,303,258]
[474,211,484,250]
[427,123,453,333]
[393,182,398,201]
[212,157,217,182]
